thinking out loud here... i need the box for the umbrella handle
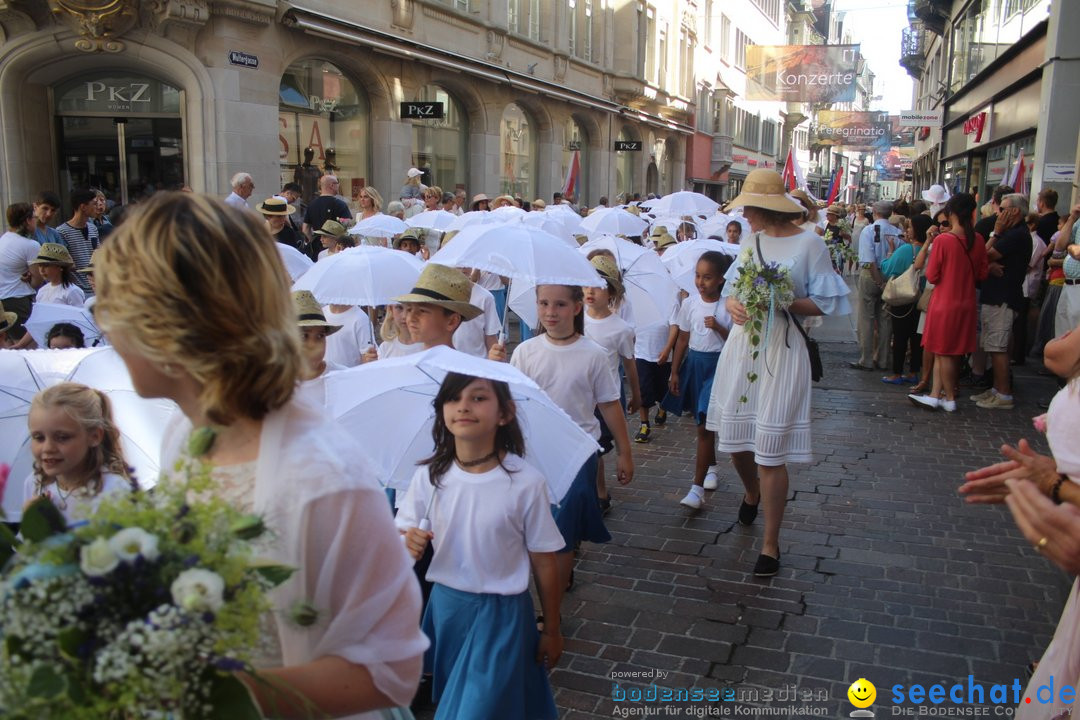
[418,518,432,532]
[499,276,511,347]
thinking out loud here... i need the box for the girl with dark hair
[46,322,86,349]
[910,193,989,411]
[881,214,933,384]
[397,373,564,720]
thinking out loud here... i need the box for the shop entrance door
[57,116,183,211]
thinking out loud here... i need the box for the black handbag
[754,234,824,382]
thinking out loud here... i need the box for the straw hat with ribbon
[393,263,483,320]
[257,196,297,216]
[0,299,17,334]
[590,255,625,298]
[292,290,342,335]
[78,248,101,274]
[313,220,348,239]
[394,226,426,249]
[651,229,677,249]
[532,199,547,209]
[725,169,805,215]
[825,204,846,218]
[469,193,490,211]
[30,243,75,266]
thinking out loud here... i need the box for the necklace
[456,450,500,468]
[547,331,578,341]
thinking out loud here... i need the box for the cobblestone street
[545,310,1071,719]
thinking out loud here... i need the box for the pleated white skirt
[705,317,814,466]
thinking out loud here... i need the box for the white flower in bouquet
[108,527,161,563]
[171,568,226,613]
[80,536,120,577]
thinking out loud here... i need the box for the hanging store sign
[54,74,182,115]
[899,109,943,127]
[615,140,643,151]
[401,102,445,120]
[813,111,892,151]
[963,108,991,148]
[745,45,860,103]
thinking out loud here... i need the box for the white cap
[921,184,950,205]
[407,168,424,178]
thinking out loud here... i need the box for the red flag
[782,148,796,191]
[826,165,844,204]
[561,150,580,197]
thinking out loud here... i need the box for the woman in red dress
[910,193,988,412]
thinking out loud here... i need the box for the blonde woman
[93,193,426,719]
[356,186,383,221]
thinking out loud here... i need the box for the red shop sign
[963,112,987,142]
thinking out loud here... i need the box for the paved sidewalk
[548,311,1068,719]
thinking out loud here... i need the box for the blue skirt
[422,584,557,720]
[553,453,610,551]
[661,349,721,424]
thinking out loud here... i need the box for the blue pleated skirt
[422,584,558,720]
[553,452,610,551]
[661,349,721,424]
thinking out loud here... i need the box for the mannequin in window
[323,147,340,173]
[294,147,322,205]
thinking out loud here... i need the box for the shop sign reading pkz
[84,82,151,104]
[615,141,643,152]
[401,102,445,119]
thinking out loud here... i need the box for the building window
[411,85,468,194]
[452,0,469,10]
[704,0,714,46]
[500,104,534,199]
[720,15,731,62]
[569,0,577,56]
[645,6,657,82]
[750,0,780,25]
[696,86,712,132]
[658,21,668,86]
[761,119,776,156]
[529,0,540,40]
[616,126,638,198]
[562,116,588,204]
[279,59,370,207]
[508,0,518,32]
[584,0,593,61]
[680,28,694,97]
[734,29,749,70]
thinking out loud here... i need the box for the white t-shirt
[0,230,40,298]
[452,284,501,358]
[18,471,131,524]
[395,455,564,595]
[677,295,731,353]
[378,336,425,359]
[36,282,86,307]
[510,334,619,440]
[584,311,635,387]
[323,306,375,368]
[634,320,672,363]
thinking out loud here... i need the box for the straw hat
[78,248,101,274]
[292,291,342,335]
[532,199,547,209]
[574,233,589,245]
[313,219,347,239]
[257,195,296,216]
[725,169,805,214]
[493,194,516,208]
[921,184,950,205]
[394,226,426,249]
[0,299,16,334]
[825,204,846,217]
[624,205,642,216]
[590,255,625,297]
[652,230,677,249]
[470,193,490,211]
[31,243,74,266]
[393,263,483,320]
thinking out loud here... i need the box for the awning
[284,6,694,136]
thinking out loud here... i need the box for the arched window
[279,59,370,206]
[561,116,588,205]
[411,85,468,192]
[499,103,534,199]
[616,126,638,199]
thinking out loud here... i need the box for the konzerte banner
[746,45,860,103]
[813,111,892,150]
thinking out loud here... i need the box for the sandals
[909,381,930,394]
[881,376,906,385]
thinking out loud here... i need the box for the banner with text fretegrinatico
[813,111,892,151]
[746,45,860,103]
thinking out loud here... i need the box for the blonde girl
[32,243,85,307]
[374,303,426,360]
[356,186,384,221]
[25,382,135,524]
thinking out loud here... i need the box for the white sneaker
[969,388,994,403]
[703,467,719,490]
[942,399,958,412]
[908,393,940,410]
[680,485,705,509]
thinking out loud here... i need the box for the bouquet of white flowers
[731,246,796,403]
[0,429,302,720]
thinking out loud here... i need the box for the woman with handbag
[881,215,932,384]
[704,170,852,577]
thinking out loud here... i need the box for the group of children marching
[10,202,743,720]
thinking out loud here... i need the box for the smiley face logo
[848,678,876,709]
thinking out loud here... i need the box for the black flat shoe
[738,498,759,526]
[598,496,613,515]
[848,362,872,371]
[753,553,780,577]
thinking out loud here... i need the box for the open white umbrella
[0,348,178,519]
[406,209,458,232]
[519,212,576,246]
[446,210,498,233]
[578,236,679,326]
[350,213,409,238]
[648,191,720,217]
[700,212,750,240]
[429,224,604,287]
[660,238,742,293]
[649,215,701,239]
[291,245,424,306]
[277,243,314,281]
[325,346,598,499]
[24,303,104,349]
[579,207,648,237]
[489,205,527,221]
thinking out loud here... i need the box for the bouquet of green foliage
[731,247,795,403]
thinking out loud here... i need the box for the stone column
[1031,0,1080,204]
